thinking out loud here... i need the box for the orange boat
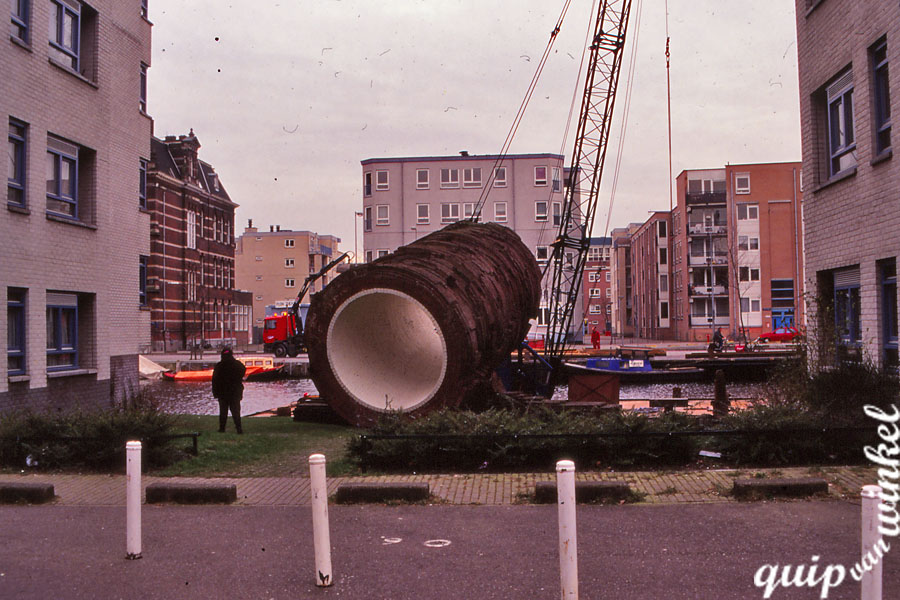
[162,356,284,382]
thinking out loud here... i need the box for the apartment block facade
[795,0,899,368]
[582,237,613,336]
[669,163,804,342]
[3,1,152,410]
[360,153,582,340]
[609,223,641,338]
[234,223,341,341]
[631,213,674,340]
[146,133,252,351]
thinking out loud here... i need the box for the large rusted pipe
[305,221,541,427]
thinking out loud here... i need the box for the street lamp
[354,211,363,263]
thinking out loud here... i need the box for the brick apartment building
[631,212,674,340]
[146,132,252,351]
[2,1,151,410]
[609,223,641,338]
[582,237,613,338]
[669,163,804,342]
[234,223,341,342]
[795,0,899,368]
[360,152,583,341]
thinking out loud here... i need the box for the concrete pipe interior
[326,289,448,413]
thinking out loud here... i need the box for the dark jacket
[212,354,246,400]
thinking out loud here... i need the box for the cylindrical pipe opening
[326,288,447,412]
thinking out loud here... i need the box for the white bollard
[309,453,333,587]
[557,459,578,599]
[125,441,142,560]
[861,485,883,600]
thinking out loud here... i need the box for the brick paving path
[0,465,879,506]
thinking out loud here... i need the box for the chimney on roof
[276,225,281,232]
[459,150,469,157]
[248,219,253,228]
[270,225,274,232]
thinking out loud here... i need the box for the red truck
[262,252,349,357]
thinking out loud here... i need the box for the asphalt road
[1,501,894,599]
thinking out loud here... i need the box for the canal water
[141,377,769,416]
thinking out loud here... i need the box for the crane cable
[666,0,673,211]
[471,0,573,221]
[601,0,644,239]
[535,0,599,281]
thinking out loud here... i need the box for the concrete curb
[334,482,430,504]
[732,477,829,500]
[0,482,55,504]
[534,480,633,504]
[145,482,237,504]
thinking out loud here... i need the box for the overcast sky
[149,0,801,251]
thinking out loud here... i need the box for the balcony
[688,254,728,267]
[689,284,727,296]
[689,315,730,327]
[687,223,727,236]
[685,191,726,206]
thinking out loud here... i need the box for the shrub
[348,407,706,472]
[0,393,181,471]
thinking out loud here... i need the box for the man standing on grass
[212,346,245,434]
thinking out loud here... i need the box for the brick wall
[796,0,900,366]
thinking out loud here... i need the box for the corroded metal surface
[305,221,541,427]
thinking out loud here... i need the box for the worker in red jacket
[591,327,601,349]
[212,346,246,434]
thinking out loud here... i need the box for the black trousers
[217,396,242,433]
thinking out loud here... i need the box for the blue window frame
[49,0,80,71]
[872,38,891,155]
[46,143,78,219]
[7,288,26,375]
[834,284,860,347]
[139,158,148,209]
[881,260,898,368]
[140,63,148,112]
[139,256,148,306]
[11,0,29,42]
[46,299,77,371]
[8,119,26,207]
[826,70,856,176]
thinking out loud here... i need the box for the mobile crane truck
[262,252,349,357]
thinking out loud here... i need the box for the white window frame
[589,305,602,315]
[416,169,429,189]
[463,167,482,188]
[589,288,601,298]
[493,167,507,187]
[737,204,758,220]
[375,204,389,226]
[534,166,548,186]
[285,258,295,268]
[552,167,561,192]
[375,170,389,191]
[463,202,475,218]
[494,201,507,223]
[285,278,295,288]
[535,201,548,222]
[440,168,459,189]
[417,203,430,224]
[735,173,751,194]
[536,246,549,263]
[441,203,460,223]
[826,69,857,176]
[285,238,295,248]
[377,249,389,258]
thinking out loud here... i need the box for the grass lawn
[154,415,358,478]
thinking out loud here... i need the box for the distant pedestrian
[212,346,245,434]
[591,327,601,349]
